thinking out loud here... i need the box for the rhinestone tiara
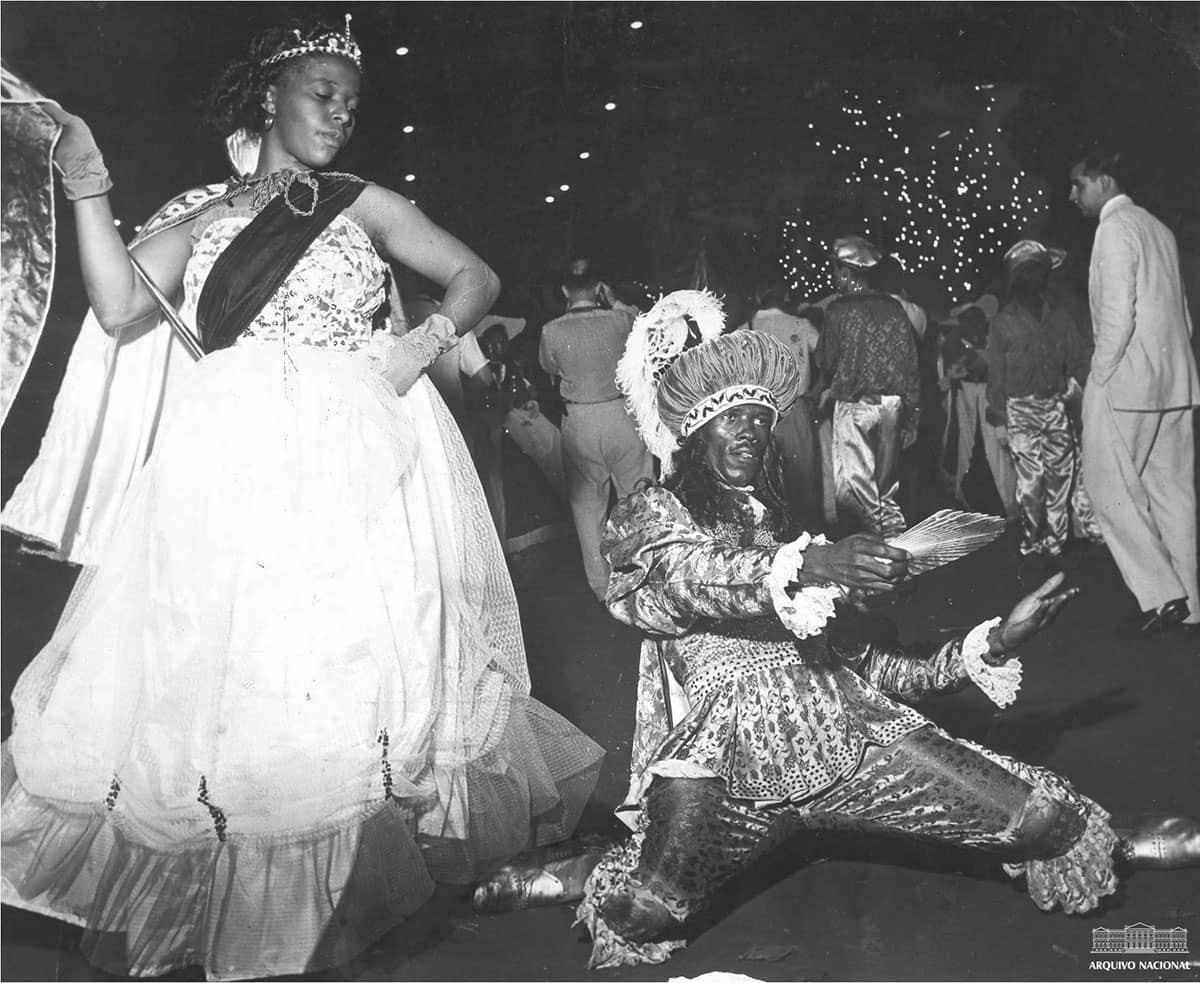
[261,14,362,70]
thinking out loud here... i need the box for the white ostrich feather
[616,290,725,473]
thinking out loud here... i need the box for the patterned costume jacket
[602,486,977,818]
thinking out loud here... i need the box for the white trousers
[1082,387,1198,622]
[948,381,1018,518]
[562,400,654,600]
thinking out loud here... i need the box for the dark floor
[3,314,1200,981]
[3,518,1199,982]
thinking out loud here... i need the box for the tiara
[262,14,362,70]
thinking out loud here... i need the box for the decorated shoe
[472,836,612,913]
[1115,815,1200,869]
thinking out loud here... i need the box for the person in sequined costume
[574,290,1194,970]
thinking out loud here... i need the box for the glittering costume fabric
[0,94,58,423]
[1006,395,1076,556]
[2,204,603,981]
[818,292,918,537]
[577,486,1117,969]
[832,395,906,537]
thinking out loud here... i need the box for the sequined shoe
[472,837,611,913]
[1115,815,1200,869]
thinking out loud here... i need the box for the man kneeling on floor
[573,290,1199,969]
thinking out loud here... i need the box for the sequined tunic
[603,486,971,805]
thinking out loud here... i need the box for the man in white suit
[1069,150,1200,638]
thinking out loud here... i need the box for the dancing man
[576,290,1197,969]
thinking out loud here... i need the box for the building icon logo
[1092,923,1188,954]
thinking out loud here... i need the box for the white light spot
[559,184,570,192]
[545,195,556,203]
[604,102,617,111]
[395,46,409,56]
[579,151,591,160]
[402,125,415,134]
[404,174,416,182]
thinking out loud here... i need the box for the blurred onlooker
[608,281,653,319]
[539,260,654,600]
[816,236,919,537]
[746,284,823,528]
[502,329,567,500]
[938,296,1017,518]
[986,243,1092,557]
[875,255,928,341]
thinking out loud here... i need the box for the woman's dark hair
[1004,259,1050,321]
[203,20,363,139]
[663,429,795,540]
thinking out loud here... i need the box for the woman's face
[700,403,773,487]
[264,55,360,170]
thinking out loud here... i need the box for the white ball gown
[1,204,604,980]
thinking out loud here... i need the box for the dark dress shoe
[1115,598,1190,640]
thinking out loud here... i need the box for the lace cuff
[962,616,1022,708]
[58,148,112,201]
[768,533,842,640]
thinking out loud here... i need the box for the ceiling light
[395,46,409,56]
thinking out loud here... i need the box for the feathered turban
[616,290,802,473]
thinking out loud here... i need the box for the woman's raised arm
[49,107,193,332]
[354,184,501,335]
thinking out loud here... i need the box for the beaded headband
[680,385,779,439]
[261,14,362,70]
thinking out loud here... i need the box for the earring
[264,115,275,131]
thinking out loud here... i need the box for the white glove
[381,313,458,395]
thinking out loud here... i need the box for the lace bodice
[180,207,387,352]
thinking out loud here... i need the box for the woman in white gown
[1,19,603,981]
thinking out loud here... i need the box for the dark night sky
[3,2,1199,295]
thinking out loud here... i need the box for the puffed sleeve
[827,613,969,701]
[601,487,777,636]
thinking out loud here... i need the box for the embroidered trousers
[832,396,906,537]
[608,726,1087,930]
[1006,395,1076,556]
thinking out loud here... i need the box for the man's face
[1068,165,1110,218]
[481,330,507,361]
[701,403,773,487]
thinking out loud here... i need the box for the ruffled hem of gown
[2,693,603,982]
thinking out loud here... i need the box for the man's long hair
[663,431,796,540]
